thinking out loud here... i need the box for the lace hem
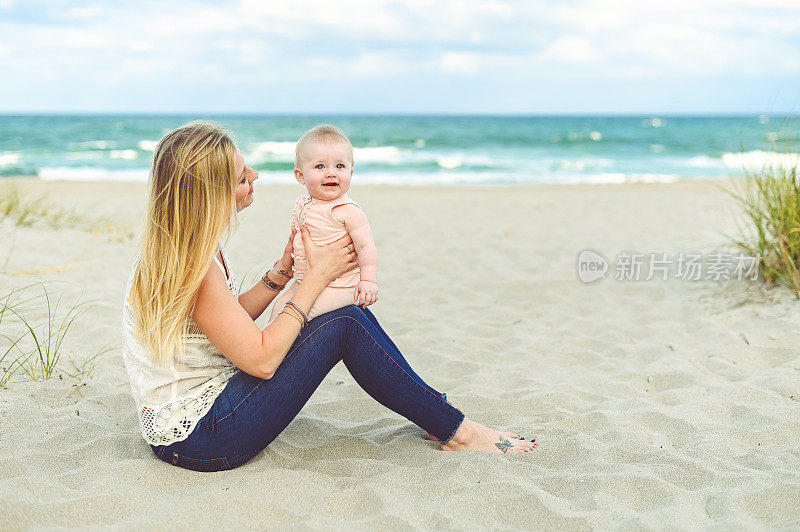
[137,367,237,446]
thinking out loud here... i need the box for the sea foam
[39,167,149,182]
[689,151,800,171]
[0,153,20,166]
[720,150,800,171]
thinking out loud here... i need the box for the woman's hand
[300,225,357,285]
[270,228,296,281]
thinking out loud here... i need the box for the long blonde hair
[130,121,238,366]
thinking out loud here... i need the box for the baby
[269,125,379,322]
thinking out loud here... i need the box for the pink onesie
[268,193,363,322]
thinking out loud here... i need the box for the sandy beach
[0,178,798,529]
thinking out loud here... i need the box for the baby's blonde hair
[295,124,354,168]
[130,121,239,367]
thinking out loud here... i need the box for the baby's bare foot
[440,418,536,454]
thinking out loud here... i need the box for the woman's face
[234,146,258,212]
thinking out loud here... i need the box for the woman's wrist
[265,268,290,285]
[260,274,284,292]
[301,269,331,291]
[268,258,293,281]
[272,265,293,281]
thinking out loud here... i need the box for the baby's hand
[354,280,379,308]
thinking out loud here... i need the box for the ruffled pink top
[290,193,362,288]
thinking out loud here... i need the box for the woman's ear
[294,168,305,185]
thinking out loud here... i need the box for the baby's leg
[307,286,358,320]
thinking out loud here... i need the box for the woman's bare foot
[439,417,536,453]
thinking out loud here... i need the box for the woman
[122,121,536,472]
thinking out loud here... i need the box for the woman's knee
[313,304,364,323]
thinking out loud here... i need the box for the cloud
[536,36,599,63]
[62,6,103,20]
[439,52,481,75]
[0,0,798,111]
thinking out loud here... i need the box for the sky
[1,0,799,114]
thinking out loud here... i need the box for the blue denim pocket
[165,451,231,472]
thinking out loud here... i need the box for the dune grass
[0,230,15,275]
[728,152,800,297]
[1,183,134,239]
[0,282,104,387]
[0,284,40,387]
[63,344,114,382]
[0,184,125,387]
[0,183,81,229]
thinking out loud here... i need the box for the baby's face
[295,140,353,200]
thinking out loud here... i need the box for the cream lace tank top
[122,248,239,446]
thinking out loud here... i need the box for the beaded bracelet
[261,271,286,292]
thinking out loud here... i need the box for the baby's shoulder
[331,199,366,224]
[334,193,361,209]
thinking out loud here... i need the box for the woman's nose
[249,169,258,183]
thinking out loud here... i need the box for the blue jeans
[150,305,465,472]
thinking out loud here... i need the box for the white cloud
[439,52,481,75]
[303,51,411,78]
[536,36,599,63]
[544,0,800,76]
[1,0,799,111]
[128,41,154,52]
[144,5,242,37]
[61,28,111,49]
[62,6,103,20]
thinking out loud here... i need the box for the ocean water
[1,115,798,185]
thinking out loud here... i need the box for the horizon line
[0,111,796,118]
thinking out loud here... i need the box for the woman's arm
[237,230,295,320]
[192,226,356,379]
